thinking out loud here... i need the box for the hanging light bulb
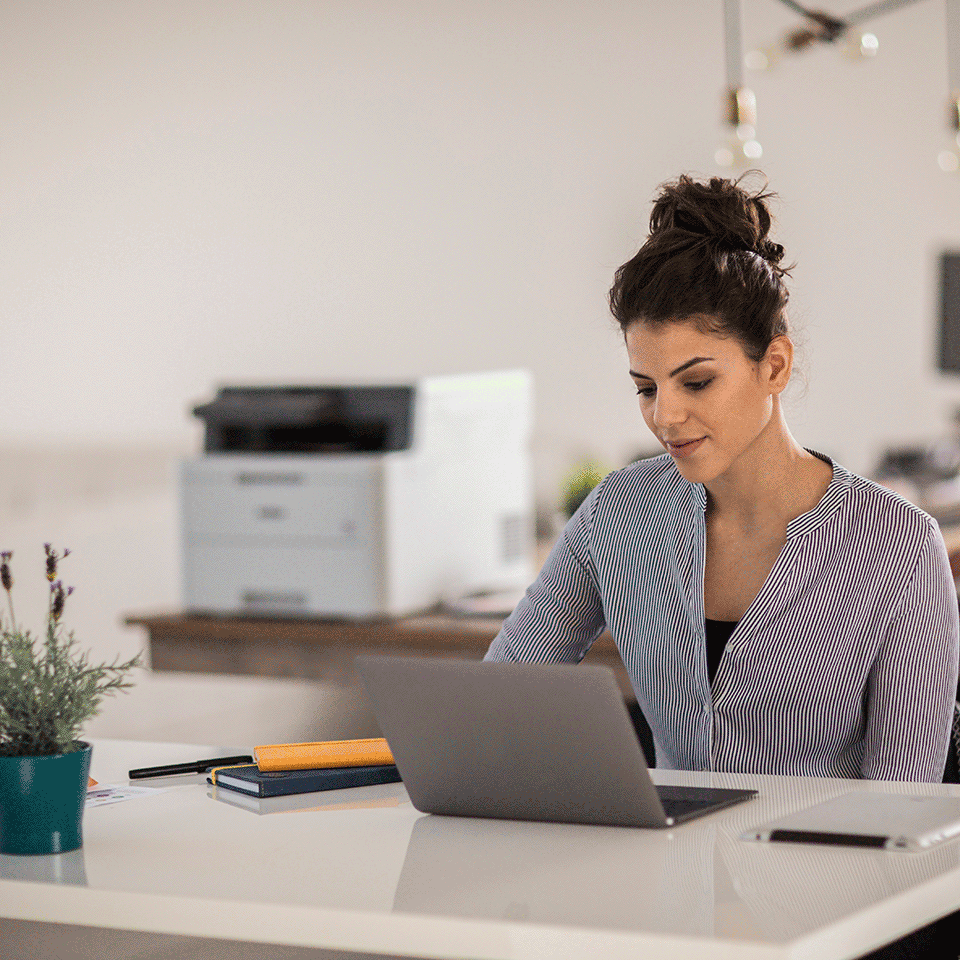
[744,45,781,72]
[716,87,763,168]
[859,32,880,57]
[842,31,880,60]
[939,92,960,173]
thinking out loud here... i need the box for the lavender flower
[44,544,70,583]
[1,552,14,632]
[50,580,68,621]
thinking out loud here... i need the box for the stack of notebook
[208,738,401,798]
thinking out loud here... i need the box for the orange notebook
[254,738,395,772]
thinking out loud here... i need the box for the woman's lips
[665,437,705,459]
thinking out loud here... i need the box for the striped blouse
[485,453,960,781]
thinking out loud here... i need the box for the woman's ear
[764,336,794,394]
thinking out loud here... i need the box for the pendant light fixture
[716,0,763,167]
[720,0,958,173]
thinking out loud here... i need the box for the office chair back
[944,701,960,784]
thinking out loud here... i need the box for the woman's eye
[635,386,655,398]
[686,378,713,392]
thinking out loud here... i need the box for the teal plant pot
[0,742,92,855]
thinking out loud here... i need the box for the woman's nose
[652,389,686,429]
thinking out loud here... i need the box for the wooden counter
[124,611,632,694]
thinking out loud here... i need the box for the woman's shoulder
[591,453,693,509]
[837,461,939,542]
[603,452,678,484]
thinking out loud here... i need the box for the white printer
[180,370,534,618]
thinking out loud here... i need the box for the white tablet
[742,792,960,852]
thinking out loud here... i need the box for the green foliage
[0,547,140,757]
[560,460,609,518]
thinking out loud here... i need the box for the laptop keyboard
[655,785,737,819]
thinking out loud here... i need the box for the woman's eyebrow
[629,356,715,380]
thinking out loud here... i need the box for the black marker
[129,755,254,779]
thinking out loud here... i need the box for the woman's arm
[862,522,960,781]
[485,491,607,664]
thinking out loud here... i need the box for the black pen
[129,755,254,779]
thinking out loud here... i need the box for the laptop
[355,655,757,828]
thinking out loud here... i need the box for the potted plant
[560,459,609,518]
[0,545,140,855]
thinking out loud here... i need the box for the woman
[486,174,959,782]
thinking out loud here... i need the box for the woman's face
[624,317,788,486]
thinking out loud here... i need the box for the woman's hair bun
[648,172,783,265]
[609,171,791,358]
[756,239,785,264]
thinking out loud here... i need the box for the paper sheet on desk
[86,784,168,808]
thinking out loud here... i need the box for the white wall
[2,0,959,739]
[5,0,957,486]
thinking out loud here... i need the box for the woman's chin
[671,453,721,485]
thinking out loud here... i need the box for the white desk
[2,739,960,960]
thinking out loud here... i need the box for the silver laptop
[355,655,757,828]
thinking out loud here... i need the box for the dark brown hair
[608,173,792,363]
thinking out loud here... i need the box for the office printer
[180,371,534,618]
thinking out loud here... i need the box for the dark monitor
[938,252,960,374]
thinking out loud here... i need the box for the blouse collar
[785,450,851,539]
[689,449,851,539]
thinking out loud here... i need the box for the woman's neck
[703,411,832,531]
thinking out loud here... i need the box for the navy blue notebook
[208,763,402,798]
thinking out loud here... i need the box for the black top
[705,619,737,683]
